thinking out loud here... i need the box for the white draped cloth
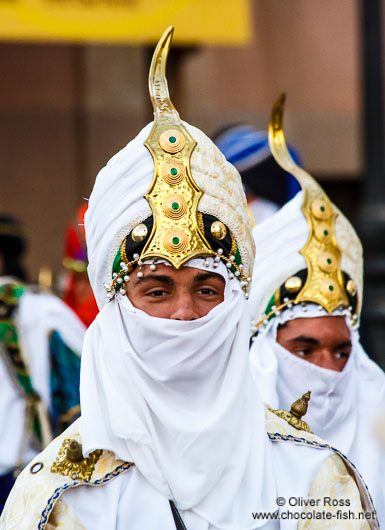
[78,260,277,529]
[61,124,359,529]
[0,279,86,475]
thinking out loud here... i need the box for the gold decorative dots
[159,129,185,153]
[210,220,227,240]
[284,276,302,293]
[162,194,187,219]
[317,252,338,273]
[320,278,340,300]
[346,279,357,296]
[161,159,186,185]
[315,223,333,244]
[311,199,331,220]
[163,228,189,254]
[131,224,148,243]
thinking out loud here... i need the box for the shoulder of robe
[265,406,380,529]
[0,418,134,530]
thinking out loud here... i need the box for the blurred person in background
[214,124,301,224]
[249,95,385,523]
[62,203,98,327]
[1,29,378,530]
[0,214,85,512]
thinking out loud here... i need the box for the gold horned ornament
[268,94,351,314]
[142,26,214,268]
[104,27,253,302]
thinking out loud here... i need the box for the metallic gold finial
[290,390,311,420]
[269,391,313,433]
[66,440,83,463]
[51,438,102,481]
[268,94,350,314]
[141,27,213,269]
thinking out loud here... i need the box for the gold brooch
[51,439,102,482]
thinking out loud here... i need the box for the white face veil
[81,120,277,529]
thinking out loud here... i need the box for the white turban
[248,190,363,323]
[85,122,254,309]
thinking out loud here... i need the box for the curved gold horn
[141,28,214,269]
[269,93,325,199]
[148,26,178,118]
[268,93,350,313]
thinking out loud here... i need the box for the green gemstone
[169,136,177,144]
[172,237,180,245]
[329,285,334,291]
[171,202,179,210]
[320,206,325,212]
[327,258,332,264]
[170,168,178,175]
[324,230,329,236]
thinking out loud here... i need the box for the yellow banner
[0,0,251,44]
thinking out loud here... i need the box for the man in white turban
[1,31,379,530]
[249,94,385,524]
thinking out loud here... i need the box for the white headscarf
[248,192,385,522]
[81,122,276,529]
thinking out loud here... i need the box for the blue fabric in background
[214,125,301,204]
[49,330,81,433]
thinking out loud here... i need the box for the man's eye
[147,289,168,297]
[198,288,216,295]
[295,349,310,357]
[335,351,349,359]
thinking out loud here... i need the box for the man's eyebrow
[192,272,224,283]
[134,274,174,286]
[335,340,352,350]
[288,335,320,346]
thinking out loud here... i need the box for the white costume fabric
[0,279,86,474]
[46,122,373,529]
[76,260,280,529]
[77,122,279,528]
[248,192,385,523]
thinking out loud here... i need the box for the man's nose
[169,293,200,321]
[319,351,342,372]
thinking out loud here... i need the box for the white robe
[0,282,85,474]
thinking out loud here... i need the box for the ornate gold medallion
[51,439,102,482]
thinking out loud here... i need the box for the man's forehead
[137,263,225,281]
[282,315,351,336]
